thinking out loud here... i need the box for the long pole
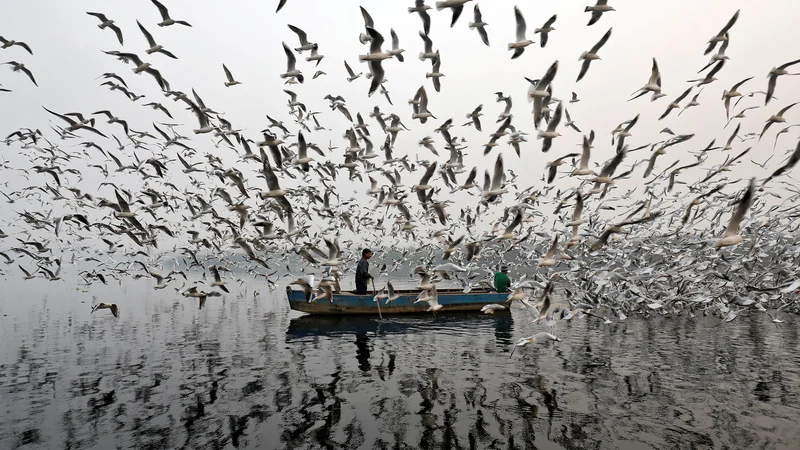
[372,278,383,320]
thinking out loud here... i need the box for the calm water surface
[2,277,800,449]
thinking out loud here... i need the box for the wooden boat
[285,286,509,315]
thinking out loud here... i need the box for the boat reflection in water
[286,310,513,345]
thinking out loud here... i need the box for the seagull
[210,266,230,293]
[722,77,753,119]
[104,52,170,90]
[585,0,615,26]
[564,108,581,133]
[569,92,580,103]
[466,105,483,131]
[411,86,435,124]
[538,102,563,152]
[426,55,444,92]
[762,138,800,187]
[280,42,304,83]
[0,36,33,55]
[526,60,558,129]
[418,31,438,62]
[19,265,37,280]
[287,24,316,53]
[715,178,755,248]
[483,153,508,200]
[534,14,557,48]
[86,12,124,44]
[91,302,120,318]
[92,110,129,134]
[688,59,724,87]
[3,61,37,86]
[546,152,579,183]
[658,86,693,120]
[759,102,799,140]
[222,64,241,87]
[704,9,739,55]
[765,58,800,105]
[678,89,702,117]
[572,135,593,176]
[510,332,560,357]
[409,0,432,36]
[388,29,404,62]
[577,28,612,82]
[509,6,534,59]
[539,235,560,267]
[360,27,391,96]
[629,58,661,101]
[43,107,107,137]
[468,4,489,46]
[344,60,361,82]
[151,0,192,27]
[436,0,472,28]
[136,21,177,59]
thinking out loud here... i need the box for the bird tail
[419,52,426,61]
[468,22,476,29]
[435,2,447,11]
[359,33,371,44]
[722,90,729,100]
[584,6,591,12]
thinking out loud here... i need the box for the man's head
[362,248,373,259]
[501,266,508,273]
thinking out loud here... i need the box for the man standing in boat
[494,265,511,293]
[355,248,374,295]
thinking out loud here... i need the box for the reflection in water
[1,282,800,449]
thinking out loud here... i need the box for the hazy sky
[1,0,799,248]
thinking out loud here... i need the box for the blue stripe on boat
[286,286,509,315]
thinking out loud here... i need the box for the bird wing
[419,161,438,185]
[287,24,309,45]
[491,153,504,190]
[137,21,156,47]
[576,59,592,82]
[514,6,527,41]
[360,6,375,28]
[590,28,613,53]
[282,42,296,71]
[151,0,170,20]
[223,64,234,82]
[723,178,755,237]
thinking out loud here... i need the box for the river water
[1,278,799,449]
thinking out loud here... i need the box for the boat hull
[286,286,508,315]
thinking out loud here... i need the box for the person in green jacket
[494,266,511,292]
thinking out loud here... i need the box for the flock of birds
[2,1,800,352]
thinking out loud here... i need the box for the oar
[372,278,383,320]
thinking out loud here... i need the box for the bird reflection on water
[1,286,800,449]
